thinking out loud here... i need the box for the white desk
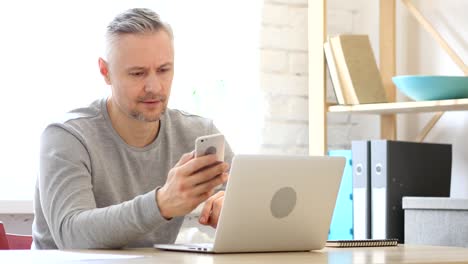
[2,245,468,263]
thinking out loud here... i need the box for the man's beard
[129,105,167,122]
[129,93,168,122]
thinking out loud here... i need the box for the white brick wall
[261,27,308,51]
[289,52,308,75]
[266,95,308,121]
[261,73,307,96]
[262,4,289,26]
[260,0,306,154]
[263,121,309,146]
[260,0,308,154]
[261,50,288,73]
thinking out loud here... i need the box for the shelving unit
[308,0,466,155]
[308,0,397,155]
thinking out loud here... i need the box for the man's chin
[130,111,164,123]
[143,116,161,122]
[129,104,167,122]
[138,114,162,123]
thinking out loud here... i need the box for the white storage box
[403,197,468,247]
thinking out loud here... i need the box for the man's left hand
[199,191,225,228]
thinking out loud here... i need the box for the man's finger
[179,154,221,175]
[199,191,224,225]
[191,172,228,197]
[187,162,228,187]
[207,196,224,228]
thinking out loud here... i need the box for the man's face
[103,30,174,122]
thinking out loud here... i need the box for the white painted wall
[396,0,468,197]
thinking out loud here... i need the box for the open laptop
[154,154,345,253]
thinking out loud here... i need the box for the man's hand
[156,152,229,219]
[199,191,225,228]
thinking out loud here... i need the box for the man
[32,8,233,249]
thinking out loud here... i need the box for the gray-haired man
[32,8,233,249]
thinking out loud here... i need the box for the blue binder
[328,150,354,240]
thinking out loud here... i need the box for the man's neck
[107,99,160,148]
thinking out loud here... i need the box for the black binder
[370,140,452,243]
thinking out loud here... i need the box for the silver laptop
[154,154,345,253]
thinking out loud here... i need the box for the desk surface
[2,245,468,263]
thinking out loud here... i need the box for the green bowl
[392,75,468,101]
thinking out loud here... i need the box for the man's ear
[98,57,111,85]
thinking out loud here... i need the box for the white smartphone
[195,133,225,161]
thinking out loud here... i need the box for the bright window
[0,0,263,200]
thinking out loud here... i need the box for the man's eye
[130,72,144,76]
[158,68,170,73]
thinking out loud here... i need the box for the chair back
[0,221,32,249]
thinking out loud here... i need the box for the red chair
[0,222,32,249]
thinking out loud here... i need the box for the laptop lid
[155,154,345,253]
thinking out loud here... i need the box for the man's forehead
[108,31,174,64]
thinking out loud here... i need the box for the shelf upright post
[380,0,397,140]
[308,0,327,155]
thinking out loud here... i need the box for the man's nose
[144,73,162,93]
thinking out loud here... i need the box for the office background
[0,0,467,241]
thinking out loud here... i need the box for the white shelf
[328,98,468,114]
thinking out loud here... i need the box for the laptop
[154,154,346,253]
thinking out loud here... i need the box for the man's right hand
[156,152,229,219]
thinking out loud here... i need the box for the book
[351,140,371,239]
[329,35,387,104]
[326,238,398,248]
[370,140,452,243]
[324,41,346,104]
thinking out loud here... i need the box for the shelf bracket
[415,111,444,142]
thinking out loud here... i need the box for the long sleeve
[38,126,170,249]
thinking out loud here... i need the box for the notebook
[326,238,398,247]
[154,154,346,253]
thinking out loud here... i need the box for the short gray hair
[105,8,173,59]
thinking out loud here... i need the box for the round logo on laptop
[270,187,297,219]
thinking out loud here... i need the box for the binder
[328,150,353,240]
[351,141,371,239]
[370,140,452,243]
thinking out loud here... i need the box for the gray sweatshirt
[32,98,233,249]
